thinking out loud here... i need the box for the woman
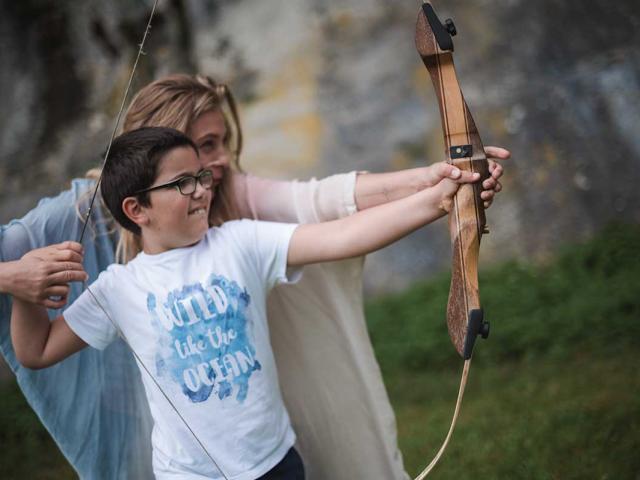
[0,74,508,479]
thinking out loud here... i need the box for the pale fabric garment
[235,173,410,480]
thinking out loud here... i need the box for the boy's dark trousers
[257,447,305,480]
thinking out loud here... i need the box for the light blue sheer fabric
[0,179,153,479]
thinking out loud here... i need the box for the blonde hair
[86,74,245,263]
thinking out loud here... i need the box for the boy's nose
[192,180,210,198]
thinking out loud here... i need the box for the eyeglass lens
[177,170,214,194]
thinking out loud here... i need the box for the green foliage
[0,381,74,478]
[366,222,640,478]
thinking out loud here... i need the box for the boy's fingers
[429,163,459,182]
[432,163,481,184]
[483,177,496,189]
[42,297,68,309]
[480,190,495,200]
[455,170,481,183]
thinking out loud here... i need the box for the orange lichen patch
[487,110,509,137]
[240,54,323,176]
[266,55,317,99]
[542,142,559,167]
[328,10,355,30]
[390,150,413,171]
[281,112,323,141]
[534,143,559,186]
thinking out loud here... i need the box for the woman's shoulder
[2,178,98,245]
[33,178,96,208]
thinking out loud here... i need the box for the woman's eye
[199,140,218,152]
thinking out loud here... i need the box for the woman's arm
[354,146,509,211]
[0,242,88,309]
[0,179,100,307]
[288,169,475,266]
[232,172,359,223]
[233,146,508,224]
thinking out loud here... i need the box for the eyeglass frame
[134,169,214,196]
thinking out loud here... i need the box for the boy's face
[140,146,212,253]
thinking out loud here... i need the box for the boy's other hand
[12,241,88,309]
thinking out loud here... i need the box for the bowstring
[78,0,156,244]
[413,359,471,479]
[76,1,230,478]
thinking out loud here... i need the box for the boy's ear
[122,197,149,229]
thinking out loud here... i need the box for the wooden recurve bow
[413,2,491,477]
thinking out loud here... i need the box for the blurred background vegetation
[2,222,639,478]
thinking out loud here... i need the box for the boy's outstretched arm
[288,169,478,266]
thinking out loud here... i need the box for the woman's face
[188,109,231,190]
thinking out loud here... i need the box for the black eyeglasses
[135,169,214,196]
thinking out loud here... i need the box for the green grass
[0,380,75,478]
[367,223,640,479]
[1,223,639,478]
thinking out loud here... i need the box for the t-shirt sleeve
[64,273,119,350]
[237,220,301,290]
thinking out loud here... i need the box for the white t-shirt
[65,220,300,480]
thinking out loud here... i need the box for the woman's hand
[1,241,88,309]
[480,146,509,208]
[423,146,509,209]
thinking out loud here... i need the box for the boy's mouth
[188,207,208,216]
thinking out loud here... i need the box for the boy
[11,127,481,479]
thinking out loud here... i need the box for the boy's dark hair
[100,127,197,235]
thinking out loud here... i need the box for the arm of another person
[288,169,475,266]
[232,146,508,224]
[354,146,509,211]
[0,241,88,309]
[0,180,97,307]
